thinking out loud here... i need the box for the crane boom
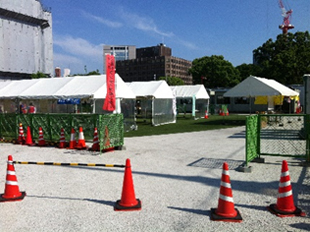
[278,0,294,34]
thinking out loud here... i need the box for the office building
[116,44,192,84]
[103,45,136,74]
[0,0,53,80]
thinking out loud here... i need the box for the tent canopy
[223,76,299,97]
[0,74,135,100]
[171,85,210,99]
[127,80,174,99]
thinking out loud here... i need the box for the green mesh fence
[245,115,259,166]
[0,113,124,150]
[245,114,310,165]
[259,114,307,157]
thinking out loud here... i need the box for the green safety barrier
[0,113,124,150]
[245,114,310,166]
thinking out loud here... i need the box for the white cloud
[54,35,103,59]
[81,11,123,28]
[53,52,83,67]
[175,38,198,50]
[120,10,174,38]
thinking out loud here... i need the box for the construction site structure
[0,0,53,80]
[278,0,294,35]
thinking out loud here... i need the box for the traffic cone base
[114,199,142,211]
[268,204,306,217]
[103,147,115,152]
[211,208,242,222]
[0,192,26,203]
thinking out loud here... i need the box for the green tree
[159,76,184,85]
[31,71,49,79]
[87,69,100,75]
[189,55,240,88]
[235,63,262,81]
[253,31,310,84]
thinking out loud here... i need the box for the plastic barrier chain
[13,161,125,168]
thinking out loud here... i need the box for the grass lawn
[124,114,247,137]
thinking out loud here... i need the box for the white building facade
[0,0,53,80]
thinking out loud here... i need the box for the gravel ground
[0,126,309,232]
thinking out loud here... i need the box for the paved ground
[0,126,309,231]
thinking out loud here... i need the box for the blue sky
[41,0,310,75]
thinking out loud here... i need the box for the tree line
[189,31,310,88]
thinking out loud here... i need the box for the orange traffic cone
[226,109,229,116]
[75,127,87,150]
[0,155,26,202]
[211,162,242,222]
[115,159,141,211]
[37,127,46,147]
[268,160,306,217]
[25,126,35,146]
[89,127,99,151]
[59,128,67,149]
[67,128,76,149]
[204,110,209,119]
[103,126,114,152]
[17,123,25,144]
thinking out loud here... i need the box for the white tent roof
[223,76,299,97]
[0,74,135,99]
[127,80,174,99]
[171,85,210,99]
[93,74,135,99]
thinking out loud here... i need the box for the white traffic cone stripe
[6,180,18,185]
[219,194,234,203]
[70,133,75,140]
[278,190,293,198]
[222,170,229,175]
[7,170,16,175]
[8,160,13,164]
[220,181,231,188]
[279,181,291,187]
[79,133,84,139]
[281,171,289,177]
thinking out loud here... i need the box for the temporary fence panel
[93,98,136,132]
[152,99,176,126]
[259,114,308,157]
[195,99,207,119]
[245,114,310,164]
[0,113,124,150]
[245,114,259,166]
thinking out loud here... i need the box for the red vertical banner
[103,54,116,111]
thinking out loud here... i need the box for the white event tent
[0,74,135,114]
[127,80,176,126]
[171,85,210,119]
[223,76,299,112]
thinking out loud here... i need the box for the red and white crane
[278,0,294,34]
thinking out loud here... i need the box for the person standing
[20,104,27,114]
[28,103,36,113]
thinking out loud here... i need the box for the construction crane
[278,0,294,34]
